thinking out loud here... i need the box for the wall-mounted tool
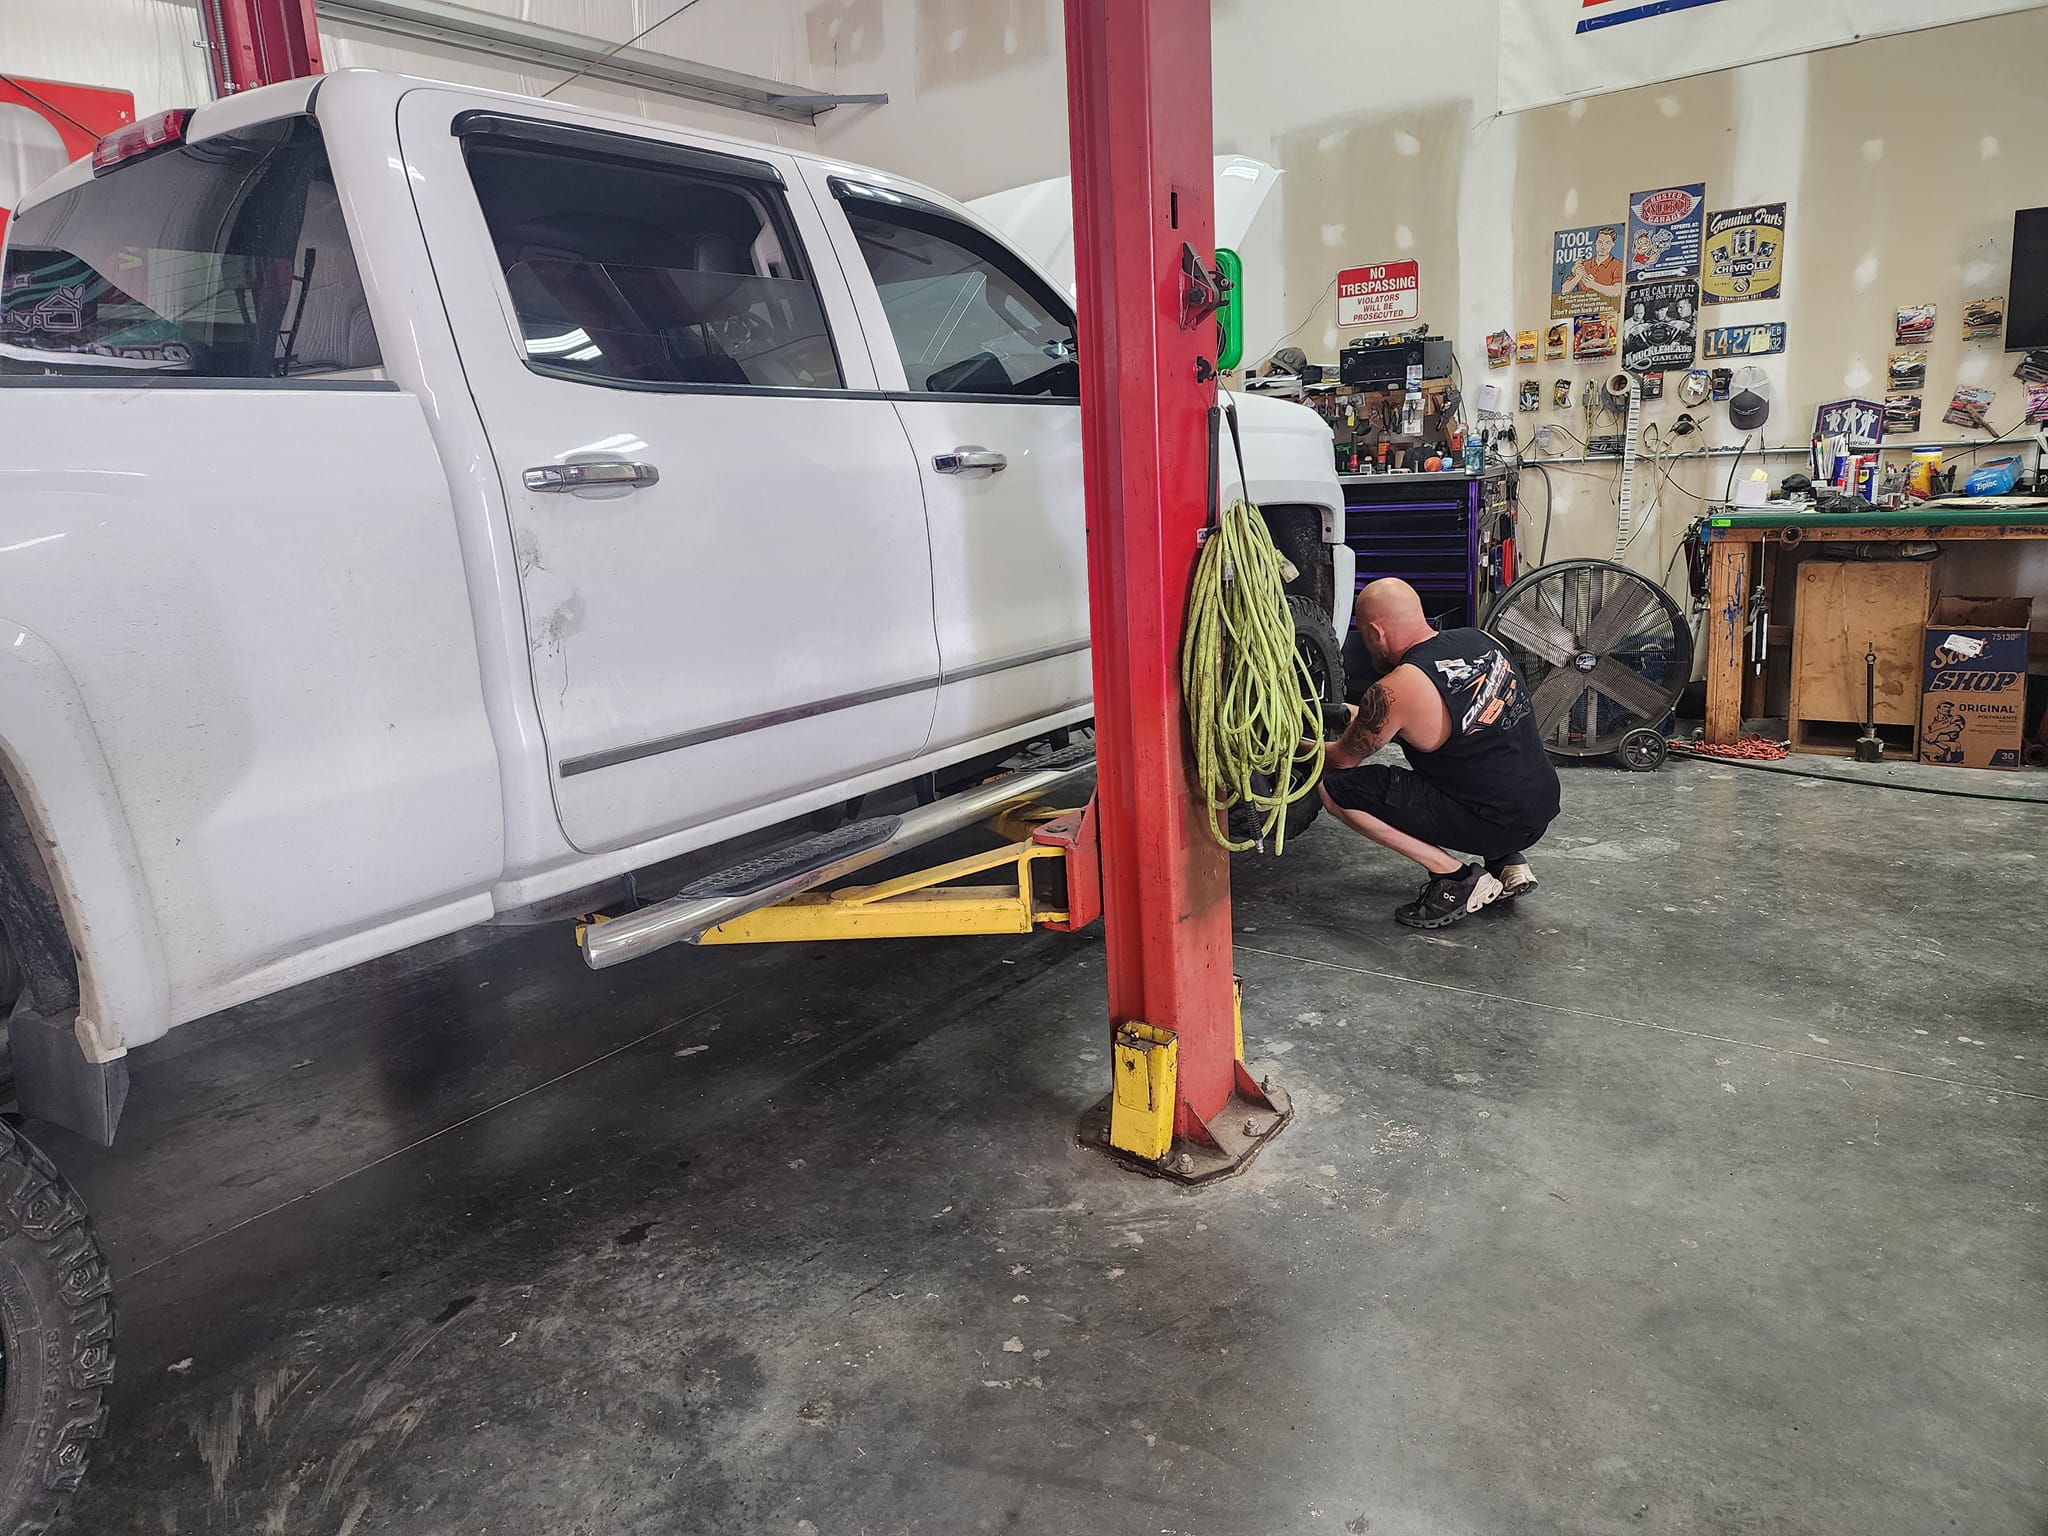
[1855,644,1885,763]
[1608,371,1645,559]
[1748,568,1769,677]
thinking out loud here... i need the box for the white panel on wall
[1500,0,2048,114]
[1,0,815,144]
[7,0,209,118]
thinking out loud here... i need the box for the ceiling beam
[318,0,886,123]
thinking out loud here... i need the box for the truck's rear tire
[1228,597,1345,849]
[0,1118,112,1534]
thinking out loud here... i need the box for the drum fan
[1484,559,1693,771]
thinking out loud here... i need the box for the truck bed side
[0,382,503,1049]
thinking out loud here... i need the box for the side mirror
[1215,247,1244,372]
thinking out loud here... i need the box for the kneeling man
[1321,580,1562,929]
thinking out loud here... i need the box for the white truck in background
[0,68,1346,1525]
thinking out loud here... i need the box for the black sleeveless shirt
[1397,628,1562,833]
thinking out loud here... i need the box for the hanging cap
[1729,365,1773,431]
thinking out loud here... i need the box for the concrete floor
[45,757,2048,1536]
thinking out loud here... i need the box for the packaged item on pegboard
[1572,313,1617,361]
[1962,297,2005,341]
[1944,386,1995,429]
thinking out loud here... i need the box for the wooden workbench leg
[1741,541,1770,722]
[1703,537,1750,745]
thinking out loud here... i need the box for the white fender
[0,621,168,1062]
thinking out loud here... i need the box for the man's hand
[1302,702,1356,757]
[1325,680,1397,771]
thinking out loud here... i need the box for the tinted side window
[0,116,379,378]
[843,202,1077,399]
[464,137,842,391]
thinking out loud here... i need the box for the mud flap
[6,1001,126,1148]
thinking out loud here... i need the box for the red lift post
[196,0,324,96]
[1065,0,1288,1178]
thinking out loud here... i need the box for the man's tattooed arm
[1327,677,1399,770]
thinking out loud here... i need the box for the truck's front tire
[0,1118,112,1534]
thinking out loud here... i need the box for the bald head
[1358,579,1425,630]
[1354,579,1437,669]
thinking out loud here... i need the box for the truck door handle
[932,446,1007,475]
[524,461,661,493]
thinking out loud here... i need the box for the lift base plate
[1078,1066,1293,1185]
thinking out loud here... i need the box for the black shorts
[1321,764,1549,862]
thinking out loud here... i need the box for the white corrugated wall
[4,0,823,146]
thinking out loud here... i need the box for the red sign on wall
[1337,261,1421,328]
[0,77,137,242]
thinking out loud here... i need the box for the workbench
[1699,501,2048,744]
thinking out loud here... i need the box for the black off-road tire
[0,1118,113,1535]
[1228,597,1346,849]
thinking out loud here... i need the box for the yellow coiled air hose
[1182,495,1326,853]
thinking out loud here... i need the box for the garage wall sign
[1625,185,1705,284]
[1337,261,1421,328]
[1575,0,1732,34]
[1621,279,1699,373]
[1701,204,1786,303]
[1501,0,2043,116]
[1814,397,1884,446]
[1701,322,1786,359]
[0,78,135,243]
[1552,224,1625,320]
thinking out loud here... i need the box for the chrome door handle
[932,446,1007,474]
[524,460,661,493]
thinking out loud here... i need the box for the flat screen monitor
[2010,206,2048,351]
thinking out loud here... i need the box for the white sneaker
[1488,861,1539,902]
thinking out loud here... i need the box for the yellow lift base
[1080,985,1293,1184]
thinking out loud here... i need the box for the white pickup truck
[0,67,1345,1523]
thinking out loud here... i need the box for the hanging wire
[541,0,711,99]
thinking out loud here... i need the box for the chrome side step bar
[581,748,1096,970]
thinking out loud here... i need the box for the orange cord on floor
[1670,734,1789,761]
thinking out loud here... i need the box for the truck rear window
[0,115,379,378]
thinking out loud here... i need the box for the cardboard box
[1920,597,2033,769]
